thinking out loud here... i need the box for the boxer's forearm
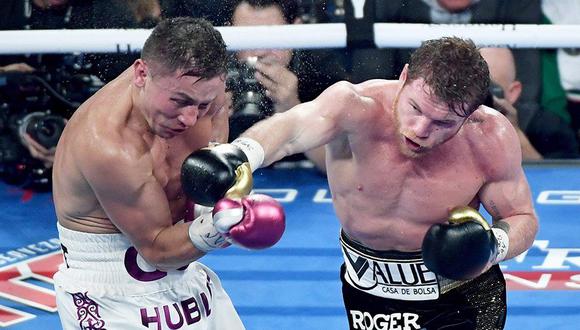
[494,214,538,261]
[239,113,289,166]
[141,222,206,271]
[241,101,336,167]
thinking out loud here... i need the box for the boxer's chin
[154,126,181,139]
[399,136,427,158]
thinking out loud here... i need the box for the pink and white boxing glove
[212,194,285,249]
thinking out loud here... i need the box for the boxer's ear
[399,64,409,83]
[133,59,148,87]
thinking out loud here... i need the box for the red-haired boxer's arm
[421,113,538,280]
[211,105,229,144]
[238,81,379,167]
[80,137,207,271]
[209,89,229,144]
[478,113,539,262]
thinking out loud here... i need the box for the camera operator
[0,59,102,190]
[481,47,579,160]
[226,0,347,170]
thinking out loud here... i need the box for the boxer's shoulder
[467,106,515,136]
[464,107,520,178]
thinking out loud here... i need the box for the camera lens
[20,112,66,149]
[227,58,274,141]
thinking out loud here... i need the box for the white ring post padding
[374,23,580,48]
[1,23,580,55]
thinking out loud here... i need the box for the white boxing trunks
[54,223,245,330]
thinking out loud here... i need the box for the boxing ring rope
[1,23,580,54]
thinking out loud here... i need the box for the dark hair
[232,0,299,23]
[141,17,228,78]
[407,37,490,117]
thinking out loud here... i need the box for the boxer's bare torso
[53,68,221,234]
[321,81,514,251]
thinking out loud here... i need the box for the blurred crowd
[0,0,579,190]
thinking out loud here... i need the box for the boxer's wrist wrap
[188,210,226,252]
[231,137,264,172]
[491,227,509,264]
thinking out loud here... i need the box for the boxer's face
[394,78,465,158]
[436,0,473,12]
[37,0,69,8]
[141,67,225,139]
[232,3,293,68]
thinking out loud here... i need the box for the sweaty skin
[242,65,538,259]
[52,64,227,271]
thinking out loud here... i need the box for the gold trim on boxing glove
[448,206,491,230]
[225,162,253,199]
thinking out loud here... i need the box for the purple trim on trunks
[72,292,107,329]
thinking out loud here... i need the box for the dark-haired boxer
[52,18,284,330]
[233,37,538,329]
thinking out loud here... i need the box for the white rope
[0,23,580,55]
[218,23,347,50]
[374,23,580,48]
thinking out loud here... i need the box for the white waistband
[57,222,132,270]
[57,221,131,248]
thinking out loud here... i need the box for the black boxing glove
[421,206,509,280]
[181,138,264,206]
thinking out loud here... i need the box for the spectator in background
[126,0,162,26]
[86,0,163,82]
[481,47,579,160]
[162,0,235,26]
[541,0,580,149]
[227,0,347,170]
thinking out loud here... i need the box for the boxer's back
[53,70,134,233]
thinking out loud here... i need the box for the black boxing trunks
[340,230,507,330]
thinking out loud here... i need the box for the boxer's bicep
[478,115,534,222]
[82,148,173,255]
[252,83,354,153]
[479,167,534,222]
[210,104,229,144]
